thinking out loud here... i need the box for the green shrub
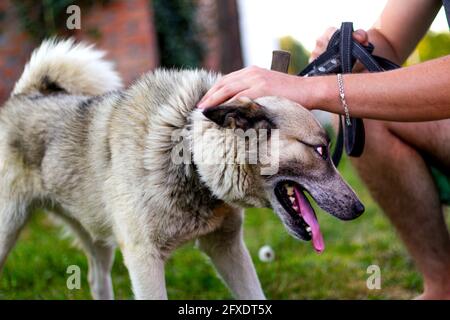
[9,0,107,41]
[279,36,310,74]
[153,0,204,68]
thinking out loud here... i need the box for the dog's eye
[315,146,328,160]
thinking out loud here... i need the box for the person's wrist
[297,75,336,111]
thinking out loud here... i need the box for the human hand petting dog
[197,66,306,109]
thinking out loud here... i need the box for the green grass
[0,158,444,299]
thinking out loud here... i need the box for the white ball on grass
[258,245,275,262]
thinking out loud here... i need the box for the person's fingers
[310,38,324,61]
[310,28,370,62]
[198,84,222,106]
[199,88,240,109]
[309,48,322,62]
[217,66,259,87]
[353,29,369,45]
[309,27,338,62]
[231,90,255,103]
[198,76,233,105]
[198,83,248,109]
[324,26,338,39]
[197,67,258,106]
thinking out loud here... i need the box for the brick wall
[0,0,35,103]
[0,0,243,103]
[77,0,159,85]
[0,0,159,103]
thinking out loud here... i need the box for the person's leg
[351,119,450,299]
[388,120,450,168]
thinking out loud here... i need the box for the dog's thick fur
[0,39,363,299]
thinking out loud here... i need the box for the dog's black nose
[353,201,365,216]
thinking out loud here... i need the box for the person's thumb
[353,29,369,45]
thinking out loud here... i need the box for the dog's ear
[202,98,274,130]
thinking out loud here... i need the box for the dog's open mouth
[274,181,325,253]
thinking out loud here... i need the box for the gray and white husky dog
[0,39,364,299]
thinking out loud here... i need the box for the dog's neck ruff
[188,110,268,208]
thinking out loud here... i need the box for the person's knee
[363,119,390,138]
[349,119,394,174]
[346,119,390,159]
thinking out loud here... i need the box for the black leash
[299,22,399,166]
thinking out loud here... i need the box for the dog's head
[195,96,364,252]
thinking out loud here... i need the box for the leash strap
[299,22,400,167]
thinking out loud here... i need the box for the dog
[0,39,364,299]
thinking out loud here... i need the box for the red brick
[0,0,160,104]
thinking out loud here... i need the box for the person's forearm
[302,55,450,122]
[367,28,402,64]
[354,0,442,70]
[353,28,416,73]
[351,29,402,74]
[370,0,442,63]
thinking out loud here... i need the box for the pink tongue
[293,188,325,253]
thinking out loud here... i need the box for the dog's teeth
[306,226,311,233]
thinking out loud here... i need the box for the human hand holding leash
[309,27,369,62]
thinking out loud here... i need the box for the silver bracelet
[337,73,351,126]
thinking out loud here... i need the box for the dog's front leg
[121,242,167,300]
[198,206,265,299]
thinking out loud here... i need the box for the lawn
[1,157,445,300]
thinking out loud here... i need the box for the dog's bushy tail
[12,38,123,96]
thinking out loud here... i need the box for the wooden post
[270,50,291,73]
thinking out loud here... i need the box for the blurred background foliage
[279,35,310,74]
[152,0,204,68]
[10,0,108,40]
[405,31,450,65]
